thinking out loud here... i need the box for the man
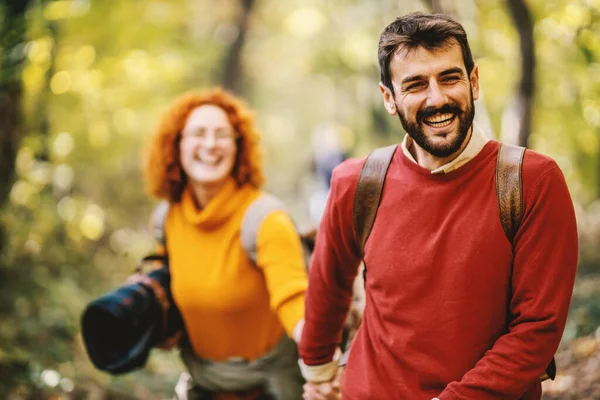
[298,12,578,400]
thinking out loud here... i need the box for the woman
[143,88,307,400]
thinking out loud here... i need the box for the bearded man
[298,12,578,400]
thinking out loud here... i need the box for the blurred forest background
[0,0,599,398]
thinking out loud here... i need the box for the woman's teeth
[424,113,455,127]
[195,154,220,166]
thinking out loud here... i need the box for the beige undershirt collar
[401,122,490,174]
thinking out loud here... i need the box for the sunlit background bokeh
[1,0,599,398]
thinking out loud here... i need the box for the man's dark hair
[378,13,475,93]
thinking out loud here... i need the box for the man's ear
[379,82,397,115]
[470,64,480,101]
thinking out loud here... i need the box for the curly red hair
[143,88,265,202]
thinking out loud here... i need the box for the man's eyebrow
[400,74,427,86]
[400,67,464,86]
[439,67,464,77]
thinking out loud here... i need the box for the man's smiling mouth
[423,113,455,128]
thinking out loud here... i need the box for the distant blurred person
[144,88,307,400]
[308,124,349,227]
[299,13,578,400]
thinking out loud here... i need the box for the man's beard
[397,94,475,158]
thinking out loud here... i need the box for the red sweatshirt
[299,140,578,399]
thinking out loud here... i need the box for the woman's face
[179,105,238,188]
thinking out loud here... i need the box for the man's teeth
[424,113,454,127]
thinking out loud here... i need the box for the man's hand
[302,380,340,400]
[303,365,344,400]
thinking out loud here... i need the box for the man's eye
[407,82,425,90]
[443,76,459,82]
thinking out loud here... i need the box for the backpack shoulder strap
[352,144,398,256]
[495,143,556,381]
[150,200,171,247]
[339,144,396,367]
[150,194,288,266]
[240,193,286,265]
[495,143,526,244]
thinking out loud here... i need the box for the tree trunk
[501,0,535,147]
[220,0,255,94]
[0,1,30,387]
[36,22,59,162]
[0,0,30,206]
[0,85,22,205]
[423,0,448,13]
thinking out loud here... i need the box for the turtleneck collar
[180,177,248,229]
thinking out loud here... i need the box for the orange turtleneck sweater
[165,178,307,362]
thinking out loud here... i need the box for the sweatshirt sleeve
[439,162,578,399]
[298,161,364,366]
[256,210,308,337]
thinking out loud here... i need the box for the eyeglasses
[180,128,239,145]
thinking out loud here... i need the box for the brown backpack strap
[353,144,398,256]
[495,143,556,382]
[340,144,396,367]
[495,143,525,243]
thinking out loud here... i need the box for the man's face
[380,40,479,158]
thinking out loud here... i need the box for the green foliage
[0,0,599,397]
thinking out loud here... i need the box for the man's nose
[426,81,447,109]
